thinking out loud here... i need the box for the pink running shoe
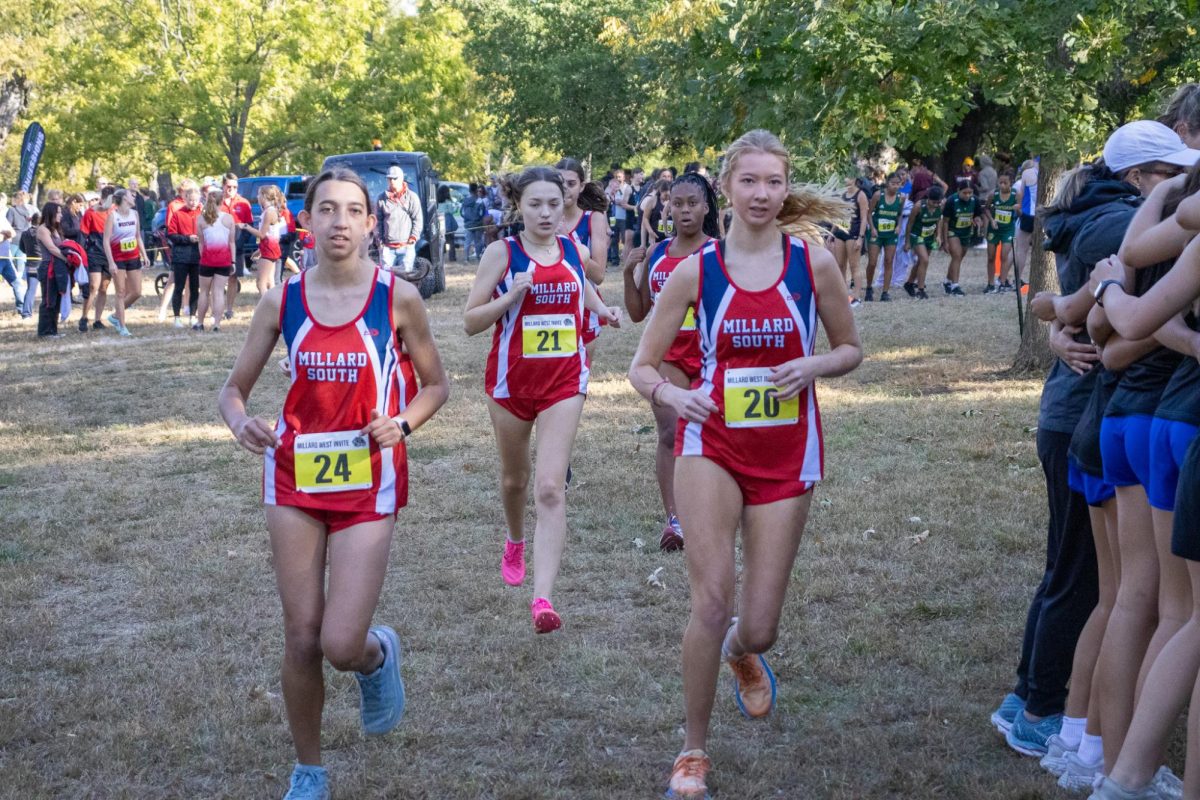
[531,597,562,634]
[501,538,526,586]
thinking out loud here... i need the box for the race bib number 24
[294,431,373,493]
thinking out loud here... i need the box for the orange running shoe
[531,597,562,634]
[729,652,777,718]
[666,749,711,799]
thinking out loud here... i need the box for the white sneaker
[173,318,184,328]
[1040,734,1075,776]
[156,307,167,322]
[1154,766,1182,800]
[1058,750,1104,792]
[188,315,197,327]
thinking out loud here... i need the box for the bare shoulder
[806,240,839,275]
[390,275,425,311]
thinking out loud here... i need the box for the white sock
[1078,732,1103,765]
[1060,716,1085,750]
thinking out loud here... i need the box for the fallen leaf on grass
[1023,426,1038,434]
[908,516,921,524]
[632,538,645,550]
[227,550,238,557]
[647,567,666,589]
[862,528,875,540]
[635,424,654,435]
[907,530,930,545]
[962,409,981,417]
[249,685,280,702]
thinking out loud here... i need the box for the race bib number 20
[294,431,373,493]
[723,367,799,429]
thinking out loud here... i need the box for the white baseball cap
[386,166,404,179]
[1103,120,1200,173]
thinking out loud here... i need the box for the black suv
[320,151,445,298]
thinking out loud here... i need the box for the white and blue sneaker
[1040,733,1076,776]
[1006,711,1062,757]
[1057,750,1104,792]
[354,625,405,735]
[283,764,330,800]
[990,692,1025,734]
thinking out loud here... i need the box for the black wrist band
[399,419,412,438]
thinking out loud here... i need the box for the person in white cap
[376,166,423,277]
[993,119,1199,783]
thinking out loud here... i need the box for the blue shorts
[1148,418,1200,511]
[1068,457,1116,508]
[1100,414,1154,488]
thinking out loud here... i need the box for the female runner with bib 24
[464,166,622,634]
[629,130,862,800]
[218,168,449,800]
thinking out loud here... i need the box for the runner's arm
[463,240,526,335]
[622,245,650,323]
[629,256,716,424]
[586,211,609,284]
[391,280,450,433]
[772,246,862,400]
[218,287,284,454]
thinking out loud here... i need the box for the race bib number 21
[522,314,577,358]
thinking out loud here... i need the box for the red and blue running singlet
[485,235,590,401]
[676,235,824,482]
[265,268,410,514]
[647,236,710,377]
[568,210,605,344]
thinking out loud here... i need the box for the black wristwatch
[396,418,412,438]
[1094,279,1123,307]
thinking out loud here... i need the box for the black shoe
[943,280,953,295]
[78,318,88,332]
[92,319,106,329]
[983,284,997,294]
[864,287,874,302]
[951,285,966,296]
[1000,281,1015,293]
[916,288,929,299]
[880,291,891,302]
[903,281,917,297]
[191,323,204,332]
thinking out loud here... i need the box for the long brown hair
[555,157,608,212]
[718,129,847,241]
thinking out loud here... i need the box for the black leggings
[172,261,200,317]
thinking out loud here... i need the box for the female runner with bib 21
[629,130,862,800]
[465,166,622,634]
[218,168,449,800]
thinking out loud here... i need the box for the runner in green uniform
[900,185,944,300]
[938,179,983,296]
[865,172,904,301]
[985,170,1019,293]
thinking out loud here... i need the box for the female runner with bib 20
[218,169,449,800]
[629,130,862,800]
[623,172,721,552]
[465,166,622,634]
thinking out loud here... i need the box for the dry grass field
[0,249,1142,799]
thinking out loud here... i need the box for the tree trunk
[1009,161,1062,375]
[157,172,174,203]
[0,72,29,149]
